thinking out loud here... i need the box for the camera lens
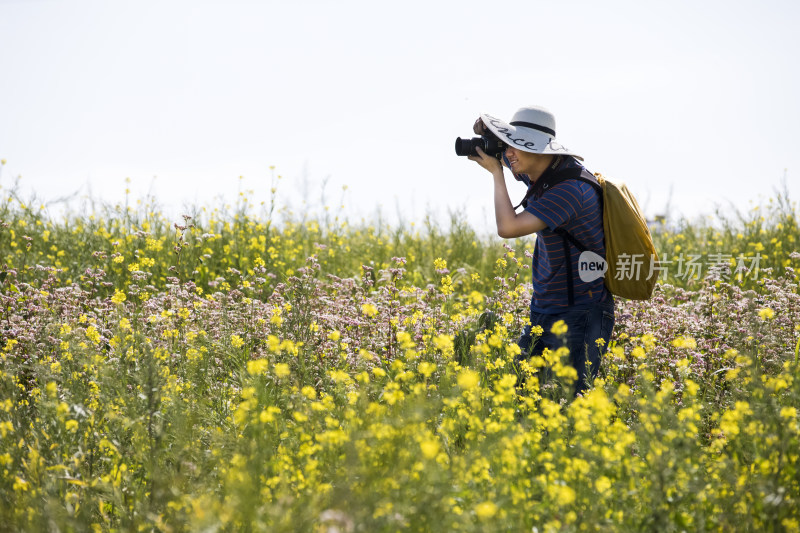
[455,134,505,158]
[455,137,479,156]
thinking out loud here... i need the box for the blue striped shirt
[517,157,608,313]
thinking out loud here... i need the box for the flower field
[1,185,799,532]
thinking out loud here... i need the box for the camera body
[454,130,506,159]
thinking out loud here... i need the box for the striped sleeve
[524,181,583,231]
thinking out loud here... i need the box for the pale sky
[2,0,799,234]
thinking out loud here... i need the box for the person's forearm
[492,171,547,238]
[493,170,517,237]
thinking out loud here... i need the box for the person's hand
[473,117,486,135]
[468,147,503,176]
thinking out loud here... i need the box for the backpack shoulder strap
[540,167,604,307]
[547,167,603,251]
[553,227,589,252]
[560,167,602,194]
[515,163,601,210]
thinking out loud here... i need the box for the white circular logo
[578,251,608,283]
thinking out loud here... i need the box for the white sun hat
[480,106,583,161]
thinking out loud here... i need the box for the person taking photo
[467,105,615,395]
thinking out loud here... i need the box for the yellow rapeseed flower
[549,483,576,505]
[85,326,101,344]
[329,369,350,384]
[595,476,612,494]
[418,361,436,378]
[433,334,454,355]
[419,438,440,459]
[440,275,454,295]
[246,359,268,375]
[671,336,697,350]
[757,307,775,320]
[551,320,568,336]
[396,331,415,349]
[259,407,281,423]
[457,369,480,390]
[468,291,484,306]
[274,363,291,378]
[474,501,498,519]
[231,335,245,349]
[506,343,521,357]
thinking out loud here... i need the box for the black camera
[454,130,506,159]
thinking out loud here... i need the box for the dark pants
[516,296,615,395]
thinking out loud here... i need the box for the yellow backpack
[521,165,659,301]
[593,174,659,300]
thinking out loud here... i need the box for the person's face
[504,145,544,175]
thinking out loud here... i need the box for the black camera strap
[512,155,565,210]
[513,157,604,306]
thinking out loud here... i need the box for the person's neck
[528,155,558,183]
